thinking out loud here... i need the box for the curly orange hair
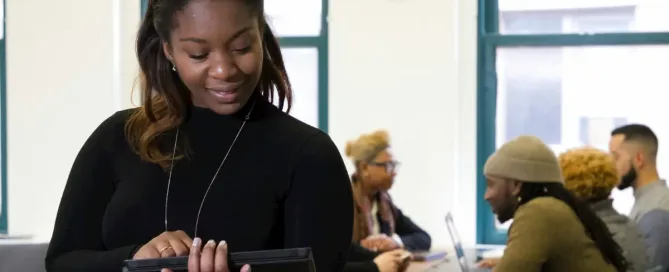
[345,130,390,163]
[558,147,619,201]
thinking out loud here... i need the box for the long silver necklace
[164,102,255,238]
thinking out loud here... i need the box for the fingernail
[241,264,251,272]
[207,239,216,247]
[218,240,227,249]
[192,237,201,247]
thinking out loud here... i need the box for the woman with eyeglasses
[344,130,431,271]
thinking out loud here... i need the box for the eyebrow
[178,26,253,44]
[179,37,207,43]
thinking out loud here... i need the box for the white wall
[4,0,480,247]
[329,0,479,248]
[6,0,140,242]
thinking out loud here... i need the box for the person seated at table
[610,124,669,271]
[481,135,628,272]
[559,147,649,272]
[346,130,431,252]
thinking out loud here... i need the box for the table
[404,247,503,272]
[406,258,457,272]
[407,261,437,272]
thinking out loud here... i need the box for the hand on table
[476,257,501,269]
[373,249,412,272]
[162,238,251,272]
[133,230,193,259]
[361,234,400,252]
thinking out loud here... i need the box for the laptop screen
[445,213,470,270]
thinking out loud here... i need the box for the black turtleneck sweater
[45,98,353,272]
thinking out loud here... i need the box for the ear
[510,180,522,196]
[162,41,174,64]
[358,162,369,173]
[634,151,645,168]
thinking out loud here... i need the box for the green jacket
[496,197,616,272]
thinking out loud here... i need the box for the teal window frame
[0,0,7,234]
[276,0,329,132]
[141,0,147,17]
[476,0,669,245]
[140,1,329,132]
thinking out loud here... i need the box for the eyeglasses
[369,160,400,174]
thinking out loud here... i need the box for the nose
[208,53,238,80]
[484,189,493,201]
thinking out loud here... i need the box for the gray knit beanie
[484,135,563,183]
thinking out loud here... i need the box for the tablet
[410,251,447,262]
[123,247,315,272]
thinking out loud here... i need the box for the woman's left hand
[162,238,251,272]
[361,234,399,252]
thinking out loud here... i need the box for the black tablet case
[123,247,315,272]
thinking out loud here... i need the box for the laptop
[443,212,491,272]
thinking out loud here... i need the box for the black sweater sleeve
[284,132,354,272]
[45,112,140,272]
[344,262,380,272]
[394,206,432,251]
[344,243,380,272]
[348,243,379,261]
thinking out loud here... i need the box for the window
[264,0,322,37]
[497,1,669,34]
[269,2,328,131]
[498,49,563,146]
[140,1,329,131]
[280,48,319,128]
[0,0,6,234]
[477,0,669,245]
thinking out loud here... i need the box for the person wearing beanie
[344,130,430,272]
[481,135,627,272]
[559,147,649,272]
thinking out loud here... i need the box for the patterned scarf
[352,178,395,242]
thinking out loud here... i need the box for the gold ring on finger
[159,246,173,254]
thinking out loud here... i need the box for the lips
[206,86,240,103]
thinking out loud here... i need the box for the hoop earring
[172,65,176,71]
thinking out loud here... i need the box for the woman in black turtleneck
[45,1,353,272]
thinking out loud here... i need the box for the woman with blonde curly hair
[559,147,649,272]
[344,130,431,272]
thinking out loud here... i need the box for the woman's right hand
[373,249,408,272]
[476,257,501,269]
[133,230,194,259]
